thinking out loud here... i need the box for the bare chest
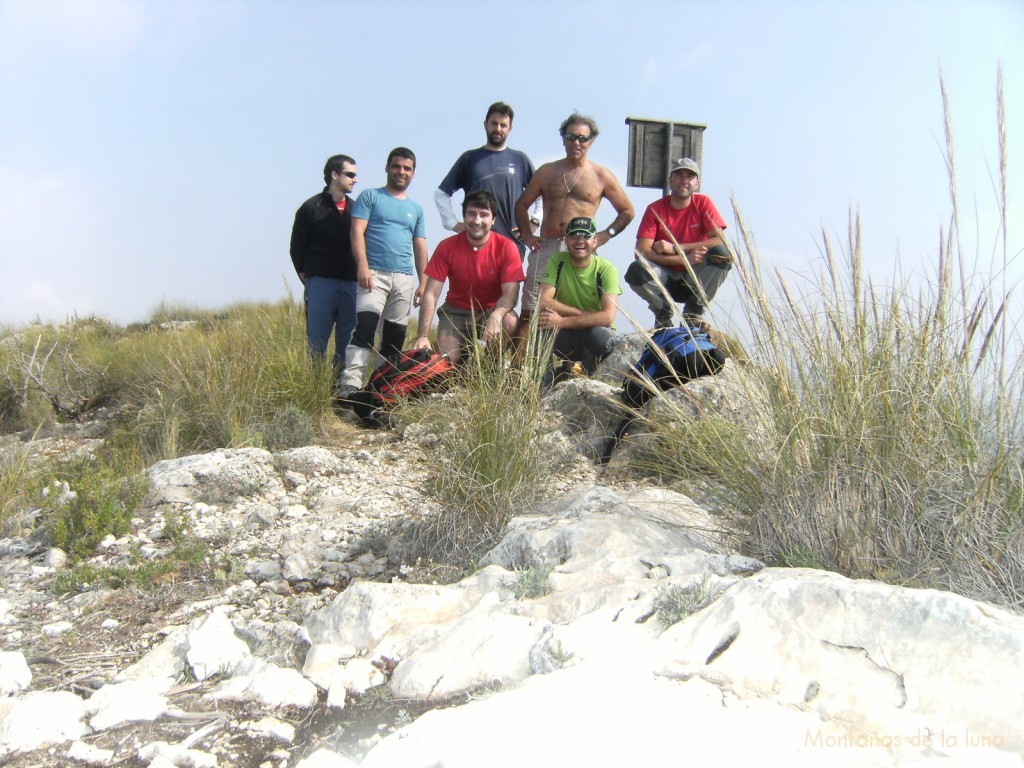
[541,166,604,208]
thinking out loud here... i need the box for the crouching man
[624,157,730,328]
[537,216,621,377]
[413,190,524,363]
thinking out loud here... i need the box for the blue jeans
[304,276,357,369]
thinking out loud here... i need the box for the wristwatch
[607,226,618,238]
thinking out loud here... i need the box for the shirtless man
[513,112,633,335]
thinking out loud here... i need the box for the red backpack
[367,347,454,404]
[340,348,454,425]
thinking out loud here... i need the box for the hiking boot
[332,386,358,408]
[682,314,711,333]
[653,310,675,329]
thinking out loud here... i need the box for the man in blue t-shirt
[434,101,541,258]
[337,147,428,390]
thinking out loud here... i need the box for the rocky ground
[0,410,603,767]
[3,366,1023,767]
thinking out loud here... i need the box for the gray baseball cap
[670,158,700,176]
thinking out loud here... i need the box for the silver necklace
[563,167,583,195]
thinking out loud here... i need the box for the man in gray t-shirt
[434,101,541,258]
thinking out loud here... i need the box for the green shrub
[50,532,239,596]
[0,318,121,427]
[257,404,315,451]
[653,577,713,628]
[45,459,148,560]
[508,564,554,599]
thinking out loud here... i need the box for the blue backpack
[622,325,726,407]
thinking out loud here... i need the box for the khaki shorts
[437,304,488,342]
[521,238,564,313]
[355,270,416,323]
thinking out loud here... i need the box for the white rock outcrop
[1,432,1021,766]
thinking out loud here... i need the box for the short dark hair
[485,101,514,124]
[559,112,599,140]
[323,154,355,185]
[462,189,498,216]
[386,146,416,169]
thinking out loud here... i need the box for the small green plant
[50,517,238,596]
[508,563,554,600]
[51,552,176,595]
[547,639,575,666]
[394,708,412,728]
[653,576,714,628]
[778,546,829,570]
[258,404,314,451]
[45,461,147,560]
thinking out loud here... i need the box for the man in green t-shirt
[537,216,621,377]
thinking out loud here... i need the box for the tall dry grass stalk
[397,316,563,563]
[631,75,1023,609]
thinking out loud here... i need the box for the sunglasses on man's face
[338,171,358,179]
[563,133,593,144]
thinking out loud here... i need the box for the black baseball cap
[566,217,597,237]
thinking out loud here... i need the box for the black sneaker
[653,310,674,329]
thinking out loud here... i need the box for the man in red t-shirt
[413,189,525,363]
[625,158,731,328]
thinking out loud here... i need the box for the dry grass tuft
[627,74,1023,609]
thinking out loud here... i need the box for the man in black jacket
[290,155,359,369]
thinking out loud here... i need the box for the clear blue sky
[1,0,1021,333]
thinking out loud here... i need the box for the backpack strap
[554,256,605,305]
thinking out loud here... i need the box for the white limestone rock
[294,749,359,768]
[592,332,646,385]
[389,612,549,701]
[542,377,631,461]
[208,657,318,709]
[86,678,169,730]
[146,448,282,506]
[657,568,1024,753]
[185,609,251,682]
[0,690,88,759]
[116,625,188,684]
[304,566,508,658]
[138,740,218,768]
[361,658,894,768]
[481,485,743,626]
[274,446,344,475]
[43,547,68,568]
[301,642,359,686]
[67,739,116,764]
[282,553,312,581]
[42,619,75,638]
[240,716,296,744]
[326,680,347,710]
[334,657,384,695]
[0,650,31,695]
[234,618,309,670]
